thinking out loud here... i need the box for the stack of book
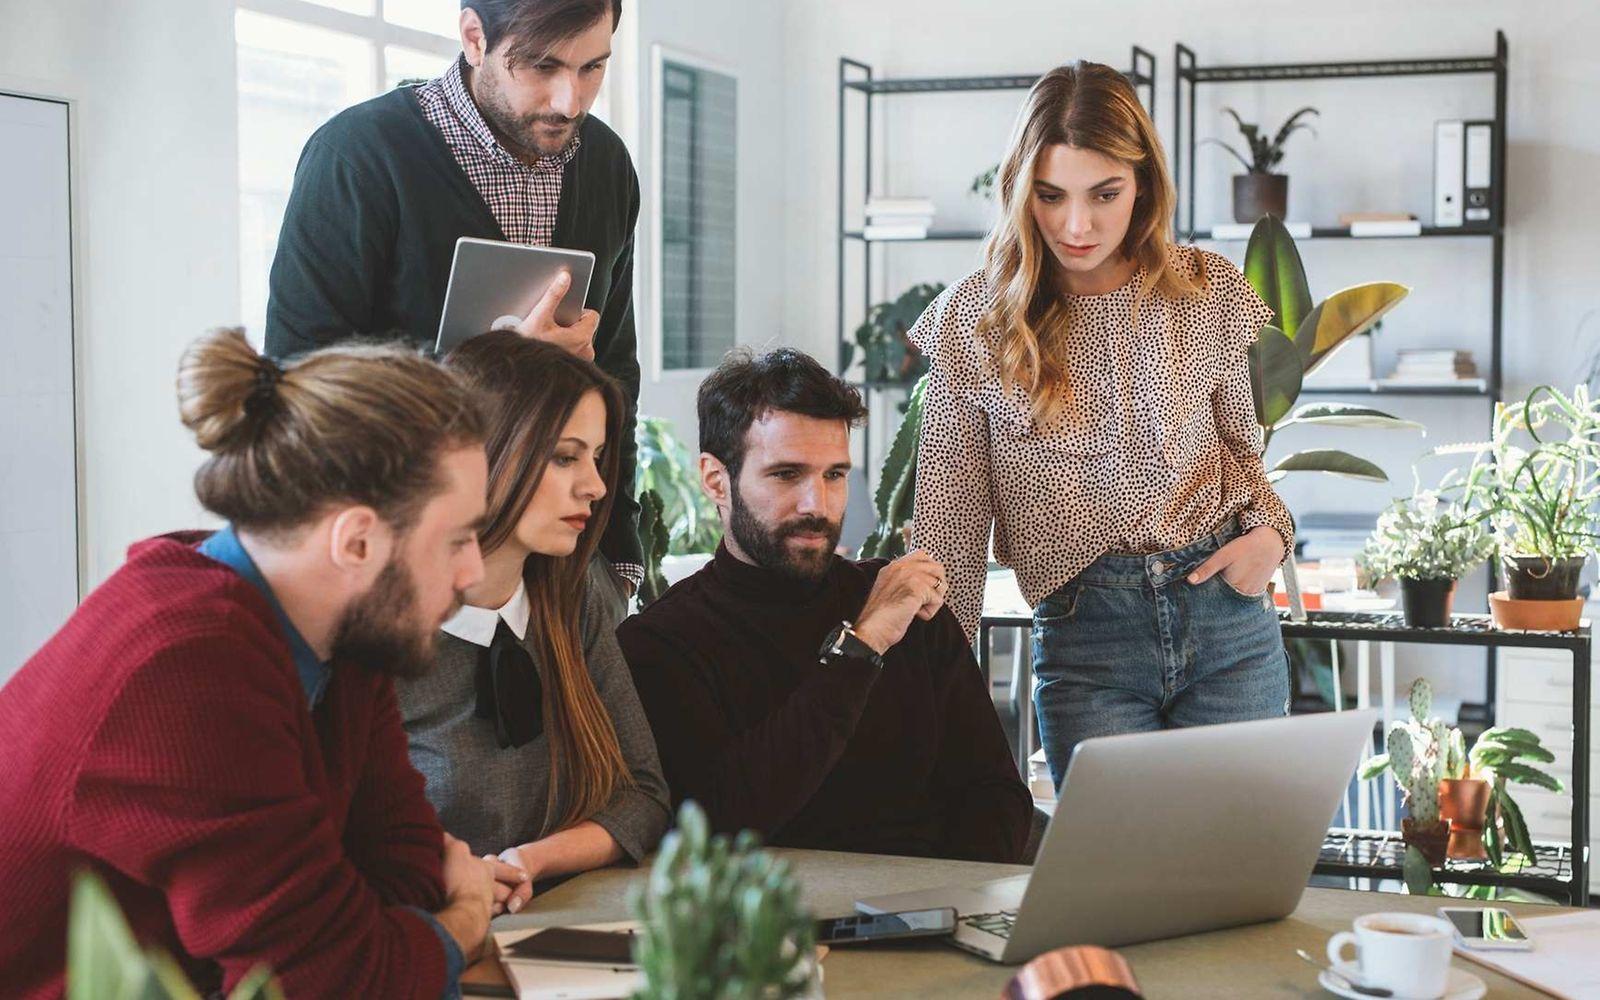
[1339,211,1423,237]
[1381,349,1485,389]
[863,197,935,240]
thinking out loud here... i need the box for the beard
[727,478,842,584]
[472,64,583,159]
[331,553,461,680]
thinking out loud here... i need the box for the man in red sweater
[0,330,516,998]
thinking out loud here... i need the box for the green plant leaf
[227,966,286,1000]
[1402,845,1434,896]
[1271,449,1388,482]
[862,375,927,559]
[1357,753,1391,781]
[1296,282,1411,368]
[1249,324,1302,426]
[1477,727,1551,751]
[1499,793,1537,861]
[1244,216,1313,341]
[1493,762,1565,793]
[1280,403,1425,432]
[68,870,156,1000]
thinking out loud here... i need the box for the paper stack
[1339,211,1422,237]
[1381,349,1485,389]
[1454,910,1600,999]
[863,197,935,240]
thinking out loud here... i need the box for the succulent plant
[1359,677,1569,887]
[1361,679,1453,828]
[1409,677,1433,723]
[631,802,816,1000]
[1445,727,1469,781]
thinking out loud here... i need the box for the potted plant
[68,870,281,999]
[631,802,819,999]
[1360,679,1565,889]
[1358,679,1452,887]
[636,415,723,605]
[1204,106,1319,223]
[1446,385,1600,629]
[1241,216,1417,614]
[842,282,945,386]
[1359,489,1494,627]
[1469,726,1566,869]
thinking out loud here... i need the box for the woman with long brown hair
[397,332,668,914]
[910,62,1295,790]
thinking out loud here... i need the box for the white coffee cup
[1327,912,1453,998]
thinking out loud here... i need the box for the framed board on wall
[0,91,79,680]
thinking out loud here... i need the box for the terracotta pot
[1232,173,1288,223]
[1489,590,1584,632]
[1399,577,1456,628]
[1503,554,1585,600]
[1439,778,1491,861]
[1402,817,1450,867]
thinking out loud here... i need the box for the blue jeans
[1031,519,1291,790]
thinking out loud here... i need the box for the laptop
[856,710,1379,964]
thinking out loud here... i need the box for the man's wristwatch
[818,620,884,669]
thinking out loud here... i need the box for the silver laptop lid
[1004,710,1379,960]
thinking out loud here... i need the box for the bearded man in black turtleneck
[617,348,1031,863]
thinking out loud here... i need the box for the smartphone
[1437,907,1534,951]
[814,907,957,945]
[504,927,635,965]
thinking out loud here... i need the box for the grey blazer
[397,558,670,860]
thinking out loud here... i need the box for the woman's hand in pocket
[1186,526,1284,597]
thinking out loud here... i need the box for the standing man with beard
[617,349,1032,864]
[264,0,644,602]
[0,330,522,999]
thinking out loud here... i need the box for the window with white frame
[652,48,736,373]
[235,0,459,338]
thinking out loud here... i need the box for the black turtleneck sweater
[616,545,1031,863]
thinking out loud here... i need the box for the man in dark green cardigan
[264,0,643,591]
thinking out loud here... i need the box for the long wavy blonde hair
[983,61,1201,424]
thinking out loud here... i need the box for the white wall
[0,0,238,600]
[629,0,790,452]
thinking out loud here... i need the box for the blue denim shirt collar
[197,525,332,708]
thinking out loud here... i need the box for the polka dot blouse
[909,244,1296,642]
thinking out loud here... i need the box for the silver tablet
[435,237,596,356]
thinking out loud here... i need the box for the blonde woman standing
[910,62,1294,789]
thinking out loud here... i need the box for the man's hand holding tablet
[436,237,597,357]
[502,271,600,361]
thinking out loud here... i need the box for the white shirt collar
[440,580,530,647]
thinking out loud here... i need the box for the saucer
[1319,961,1486,1000]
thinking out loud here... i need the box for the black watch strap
[818,621,884,669]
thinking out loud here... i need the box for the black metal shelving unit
[977,608,1591,905]
[1172,31,1508,404]
[1318,828,1577,902]
[1283,611,1590,907]
[836,47,1156,474]
[1174,33,1511,722]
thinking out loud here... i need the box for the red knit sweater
[0,534,451,999]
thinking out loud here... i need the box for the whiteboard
[0,92,78,680]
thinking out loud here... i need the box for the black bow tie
[473,619,544,749]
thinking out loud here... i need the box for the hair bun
[176,328,283,453]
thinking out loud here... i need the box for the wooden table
[464,849,1574,998]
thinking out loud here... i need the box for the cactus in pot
[1359,679,1452,890]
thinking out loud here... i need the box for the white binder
[1434,119,1465,227]
[1464,121,1493,223]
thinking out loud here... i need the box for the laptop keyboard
[962,909,1018,938]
